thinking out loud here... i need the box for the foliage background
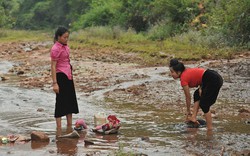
[0,0,249,49]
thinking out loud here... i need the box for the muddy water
[0,61,112,155]
[102,100,249,155]
[0,60,250,156]
[0,83,119,156]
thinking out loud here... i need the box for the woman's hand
[185,113,192,122]
[187,115,200,125]
[51,60,58,93]
[53,83,59,94]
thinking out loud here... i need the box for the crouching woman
[169,59,223,130]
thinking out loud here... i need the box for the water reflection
[94,133,119,143]
[185,128,214,142]
[57,138,78,155]
[31,140,49,149]
[56,127,79,156]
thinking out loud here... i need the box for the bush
[71,26,115,41]
[0,30,8,38]
[208,0,250,45]
[70,26,146,43]
[147,23,175,40]
[119,28,146,43]
[172,29,230,49]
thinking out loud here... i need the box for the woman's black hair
[54,26,69,43]
[169,58,185,72]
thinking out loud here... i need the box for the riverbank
[0,41,249,155]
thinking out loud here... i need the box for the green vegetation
[0,27,235,66]
[69,26,233,65]
[0,29,49,42]
[0,0,249,62]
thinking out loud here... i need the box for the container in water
[94,112,107,126]
[2,137,8,144]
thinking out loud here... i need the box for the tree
[15,0,46,29]
[208,0,250,44]
[115,0,153,32]
[67,0,91,24]
[15,0,70,29]
[0,0,20,28]
[72,0,121,29]
[150,0,200,33]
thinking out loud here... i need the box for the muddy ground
[0,41,249,156]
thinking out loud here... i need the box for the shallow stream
[0,60,249,156]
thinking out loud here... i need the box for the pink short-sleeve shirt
[50,41,72,80]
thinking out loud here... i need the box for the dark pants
[194,69,223,113]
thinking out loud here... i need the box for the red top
[180,68,205,87]
[50,41,72,80]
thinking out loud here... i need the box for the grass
[0,29,50,43]
[69,27,234,65]
[0,28,237,66]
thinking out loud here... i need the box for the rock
[31,131,49,142]
[211,113,218,118]
[210,109,216,114]
[238,108,250,113]
[24,47,32,52]
[245,121,250,125]
[84,140,95,145]
[135,153,148,156]
[17,71,24,75]
[48,149,55,154]
[37,108,44,112]
[233,149,250,156]
[238,108,250,117]
[58,130,80,138]
[1,76,9,81]
[159,51,168,58]
[141,136,150,142]
[31,46,39,51]
[239,112,250,118]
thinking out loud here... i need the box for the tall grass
[70,26,146,43]
[171,30,234,59]
[0,27,237,65]
[69,26,234,64]
[0,29,49,42]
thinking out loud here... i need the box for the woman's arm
[51,60,59,93]
[182,85,191,119]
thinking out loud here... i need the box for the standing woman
[169,59,223,130]
[50,26,79,128]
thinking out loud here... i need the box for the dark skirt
[194,69,223,113]
[54,73,79,118]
